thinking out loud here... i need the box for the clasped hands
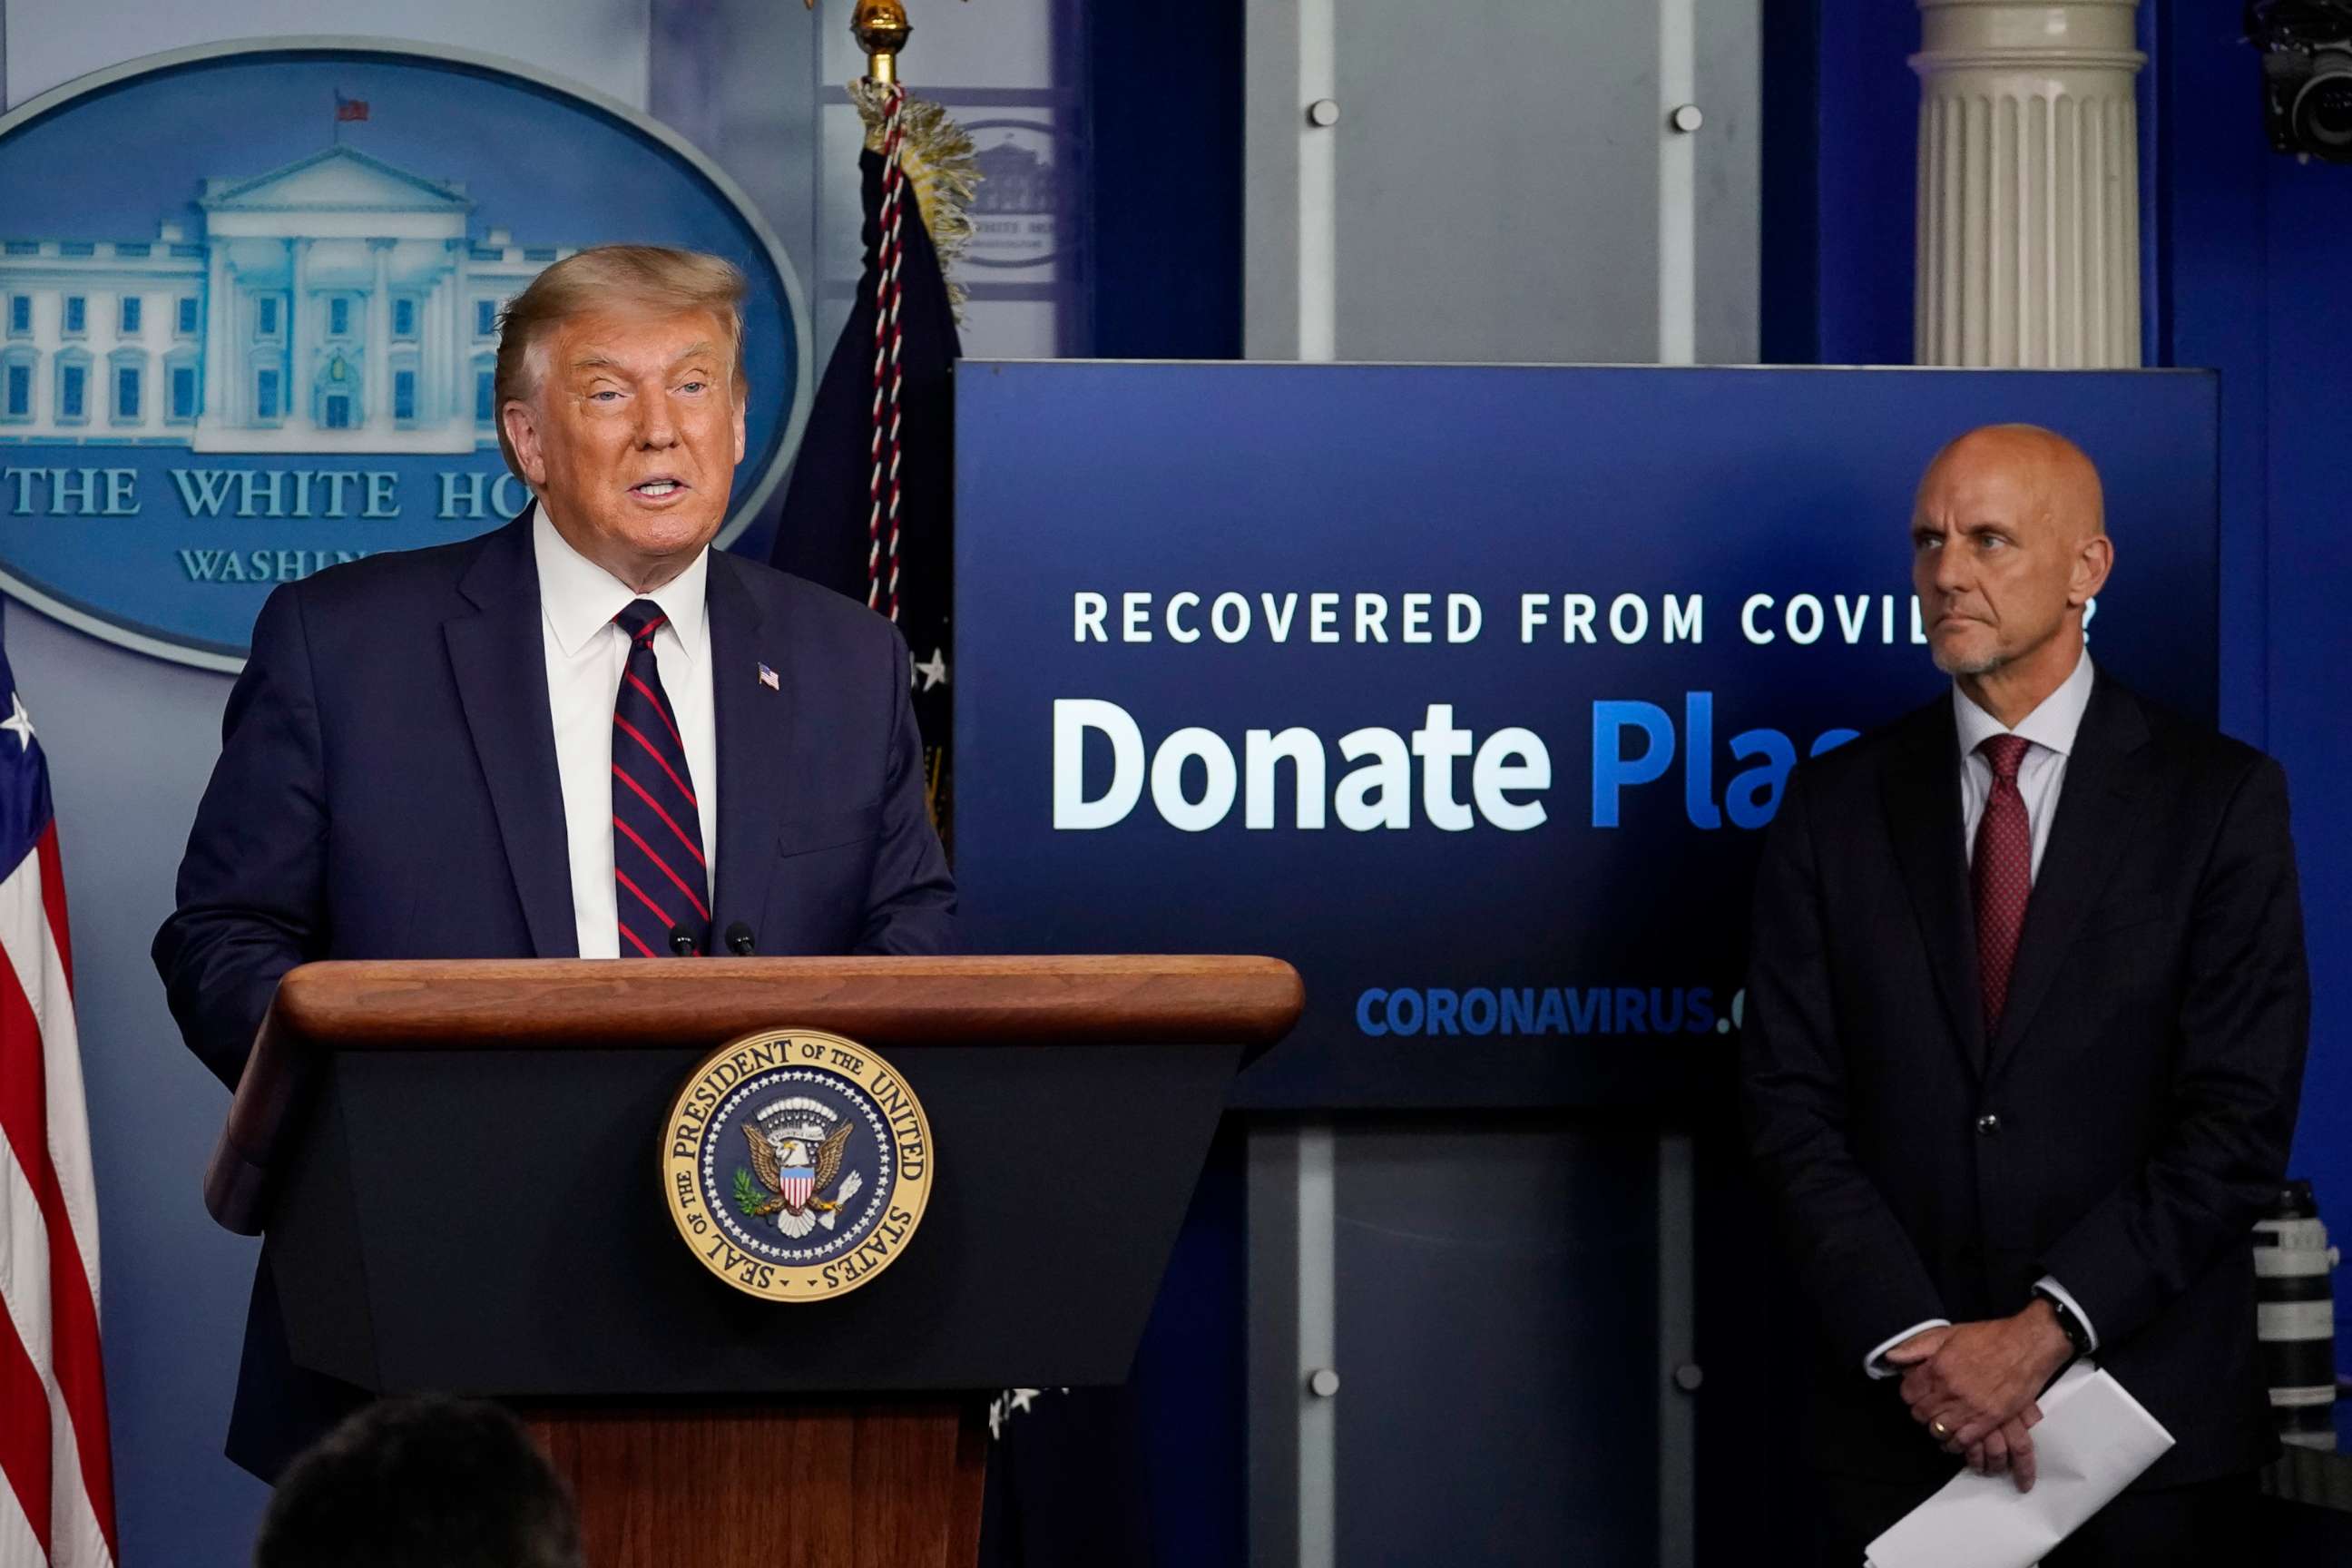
[1883,1300,2075,1493]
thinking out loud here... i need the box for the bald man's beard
[1931,642,2009,677]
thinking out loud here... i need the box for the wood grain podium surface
[521,1402,986,1568]
[270,952,1300,1046]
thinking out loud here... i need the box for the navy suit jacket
[154,507,956,1474]
[1740,671,2308,1490]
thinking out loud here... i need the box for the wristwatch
[2033,1286,2092,1362]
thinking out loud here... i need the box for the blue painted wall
[1808,0,1920,368]
[2151,5,2352,1362]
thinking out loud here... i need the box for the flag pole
[808,0,932,615]
[793,0,975,838]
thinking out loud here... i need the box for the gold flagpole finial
[849,0,912,84]
[807,0,965,87]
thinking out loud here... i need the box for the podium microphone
[666,924,701,957]
[724,922,757,956]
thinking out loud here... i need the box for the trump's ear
[503,399,549,487]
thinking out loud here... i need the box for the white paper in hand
[1863,1363,2174,1568]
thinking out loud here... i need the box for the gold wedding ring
[1929,1419,1952,1440]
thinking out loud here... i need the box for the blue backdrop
[955,361,2221,1109]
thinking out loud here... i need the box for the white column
[202,247,230,427]
[450,238,474,436]
[1912,0,2144,368]
[423,267,443,424]
[366,239,393,430]
[443,263,460,423]
[288,237,314,430]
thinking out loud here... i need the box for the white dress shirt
[1863,648,2101,1377]
[534,507,720,960]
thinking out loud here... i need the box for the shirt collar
[1953,646,2095,761]
[532,503,709,662]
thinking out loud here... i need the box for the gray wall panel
[1334,3,1661,364]
[4,0,654,110]
[1694,0,1762,363]
[1247,0,1761,367]
[1332,1121,1659,1565]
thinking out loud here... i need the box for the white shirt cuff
[2034,1275,2098,1352]
[1864,1318,1952,1379]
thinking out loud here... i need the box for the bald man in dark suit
[1743,426,2308,1565]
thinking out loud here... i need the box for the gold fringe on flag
[849,79,979,321]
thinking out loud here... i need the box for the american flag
[334,93,369,123]
[0,654,116,1567]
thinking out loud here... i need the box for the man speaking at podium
[153,246,956,1478]
[1742,426,2308,1564]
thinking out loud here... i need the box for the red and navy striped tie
[611,598,710,957]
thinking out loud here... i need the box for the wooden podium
[204,955,1301,1567]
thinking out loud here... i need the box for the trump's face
[502,307,747,591]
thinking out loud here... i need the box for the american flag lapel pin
[757,662,779,691]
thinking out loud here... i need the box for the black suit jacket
[154,509,957,1477]
[1740,669,2308,1488]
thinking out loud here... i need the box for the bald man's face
[1909,440,2107,679]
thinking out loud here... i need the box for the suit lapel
[1984,671,2152,1080]
[708,554,802,942]
[444,506,577,958]
[1881,699,1988,1073]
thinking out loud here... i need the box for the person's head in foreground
[252,1396,583,1568]
[495,243,750,593]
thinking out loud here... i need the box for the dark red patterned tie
[1972,733,2034,1036]
[611,599,709,957]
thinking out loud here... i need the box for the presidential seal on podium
[661,1028,934,1301]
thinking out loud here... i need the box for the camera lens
[2292,60,2352,153]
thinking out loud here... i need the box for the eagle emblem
[733,1096,866,1239]
[663,1030,935,1303]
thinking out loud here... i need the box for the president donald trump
[154,245,956,1477]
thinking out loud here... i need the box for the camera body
[2249,0,2352,160]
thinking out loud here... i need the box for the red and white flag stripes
[0,671,117,1568]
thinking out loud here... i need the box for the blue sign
[0,41,812,669]
[953,363,2221,1109]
